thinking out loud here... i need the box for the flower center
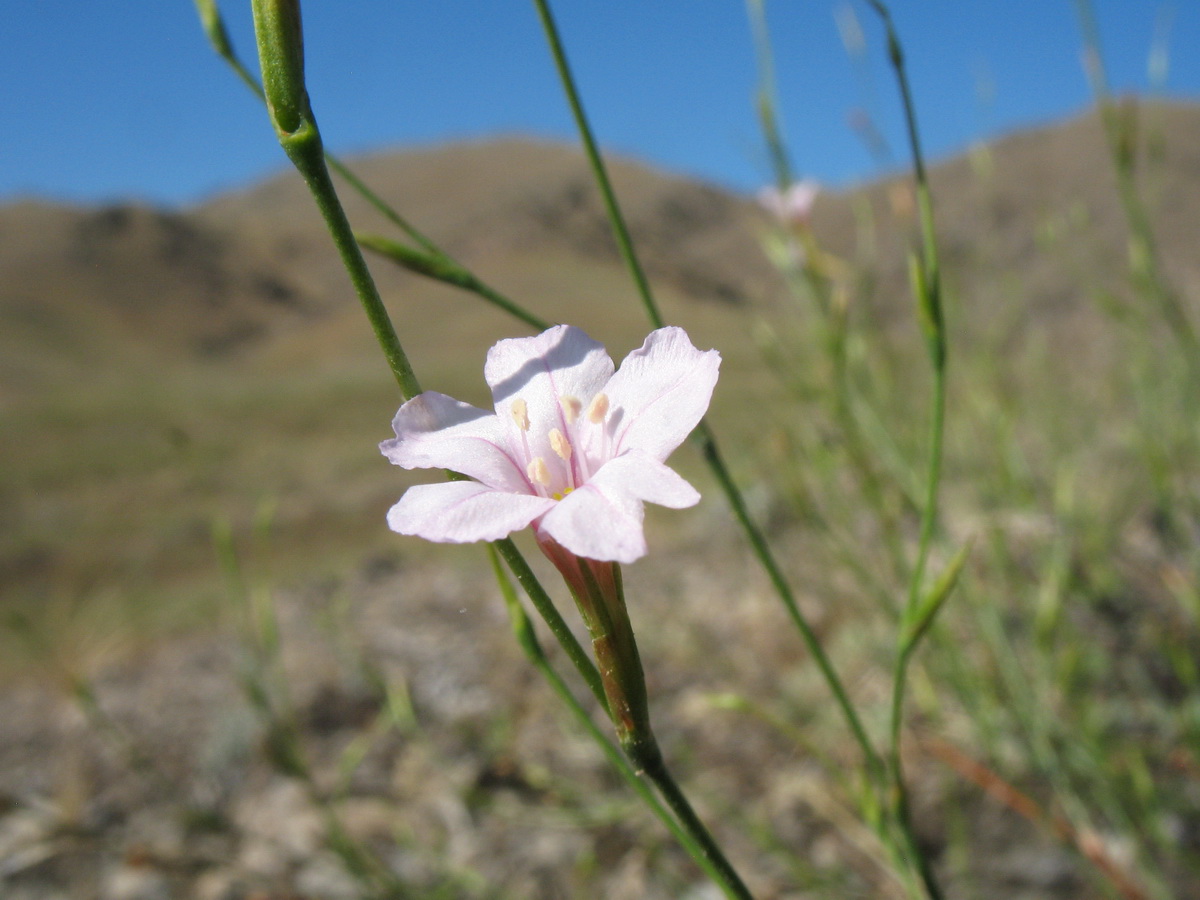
[511,392,612,499]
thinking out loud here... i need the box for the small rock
[100,861,171,900]
[296,853,360,899]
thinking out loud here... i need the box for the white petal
[381,392,528,493]
[485,325,615,468]
[538,482,647,564]
[601,327,720,462]
[588,451,700,509]
[387,481,555,543]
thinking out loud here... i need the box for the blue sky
[3,2,1196,207]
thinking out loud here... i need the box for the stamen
[586,393,609,423]
[549,428,572,461]
[527,456,551,487]
[510,398,530,431]
[559,396,582,424]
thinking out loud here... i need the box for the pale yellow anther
[586,393,609,423]
[549,428,572,461]
[559,396,582,424]
[527,456,551,487]
[510,398,530,432]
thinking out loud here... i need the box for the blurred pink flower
[757,179,821,227]
[381,325,720,563]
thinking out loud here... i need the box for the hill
[3,102,1200,637]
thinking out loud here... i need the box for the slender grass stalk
[530,0,882,787]
[861,3,949,898]
[529,0,659,326]
[747,0,914,603]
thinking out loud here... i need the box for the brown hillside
[2,100,1199,627]
[195,136,776,310]
[0,202,322,385]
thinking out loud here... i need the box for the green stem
[493,538,609,713]
[639,743,755,900]
[357,232,551,331]
[533,0,881,784]
[592,563,753,900]
[865,3,948,898]
[195,0,453,263]
[526,544,754,899]
[693,420,883,779]
[271,117,422,400]
[199,0,554,338]
[745,0,794,189]
[530,0,663,329]
[486,548,747,898]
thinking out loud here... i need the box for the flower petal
[484,325,615,468]
[601,326,720,462]
[589,450,700,509]
[381,392,528,492]
[387,481,555,543]
[538,482,647,564]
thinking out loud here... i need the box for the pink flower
[757,179,820,227]
[381,325,720,564]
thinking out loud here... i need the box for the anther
[511,398,530,432]
[586,393,609,423]
[527,456,551,487]
[560,396,582,424]
[549,428,572,461]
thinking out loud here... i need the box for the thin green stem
[592,564,753,900]
[745,0,793,189]
[693,420,883,781]
[326,156,444,259]
[530,0,662,328]
[864,3,948,898]
[486,548,749,899]
[271,117,421,399]
[533,0,882,784]
[493,538,608,713]
[357,232,551,331]
[639,746,755,900]
[195,0,452,260]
